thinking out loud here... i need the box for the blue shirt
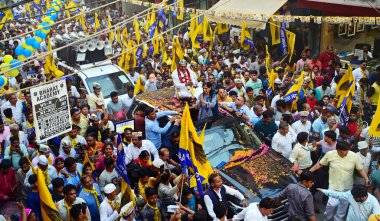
[78,183,102,221]
[321,189,380,221]
[59,163,83,187]
[312,117,327,140]
[27,191,42,221]
[145,111,178,149]
[4,144,28,170]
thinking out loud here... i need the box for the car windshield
[85,71,133,99]
[196,116,295,200]
[199,117,262,167]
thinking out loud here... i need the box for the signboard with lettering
[31,80,72,142]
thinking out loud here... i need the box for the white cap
[120,202,135,221]
[104,183,117,194]
[358,141,369,150]
[152,158,165,168]
[274,78,282,85]
[38,155,49,166]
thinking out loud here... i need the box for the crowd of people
[1,1,380,221]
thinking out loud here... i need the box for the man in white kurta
[99,184,120,221]
[171,59,200,98]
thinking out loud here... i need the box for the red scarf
[177,67,191,84]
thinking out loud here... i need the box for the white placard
[31,80,72,142]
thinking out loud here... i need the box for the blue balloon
[50,14,57,21]
[32,41,40,50]
[25,38,34,45]
[35,30,47,39]
[10,59,21,68]
[15,46,24,56]
[23,49,32,57]
[41,22,50,30]
[0,77,4,88]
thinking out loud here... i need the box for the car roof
[79,64,123,78]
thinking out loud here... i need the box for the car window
[86,71,133,99]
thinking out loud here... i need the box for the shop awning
[205,0,287,30]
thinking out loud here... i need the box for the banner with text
[31,80,72,142]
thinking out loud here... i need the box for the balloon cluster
[0,0,63,89]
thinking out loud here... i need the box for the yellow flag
[64,3,71,18]
[177,0,184,20]
[0,9,13,30]
[216,23,228,34]
[120,179,135,207]
[286,30,296,63]
[134,19,141,43]
[337,65,354,96]
[152,28,160,55]
[46,0,51,10]
[144,9,151,33]
[369,96,380,138]
[269,18,280,45]
[179,104,213,190]
[192,22,203,49]
[116,27,121,44]
[188,14,198,39]
[203,16,212,42]
[94,12,101,31]
[265,45,272,73]
[83,153,95,171]
[134,76,146,95]
[37,169,63,221]
[118,49,125,67]
[337,79,355,110]
[241,21,254,51]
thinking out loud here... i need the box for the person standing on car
[145,107,179,149]
[172,59,199,99]
[275,171,317,221]
[204,173,248,221]
[232,197,276,221]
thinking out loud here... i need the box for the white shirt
[356,152,371,173]
[57,198,88,221]
[272,131,293,159]
[171,68,198,97]
[289,143,316,169]
[4,131,28,148]
[123,140,159,165]
[99,197,119,221]
[127,72,140,84]
[124,95,134,112]
[353,67,369,82]
[1,100,24,124]
[232,203,269,221]
[204,185,245,221]
[291,120,311,135]
[70,85,80,98]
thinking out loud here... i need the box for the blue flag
[279,22,288,57]
[115,133,131,184]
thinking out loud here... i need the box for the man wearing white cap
[100,184,120,221]
[198,48,208,65]
[119,202,136,221]
[355,141,371,185]
[31,144,55,166]
[124,131,159,165]
[24,155,58,190]
[171,59,199,98]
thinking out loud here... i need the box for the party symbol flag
[115,133,135,207]
[179,103,213,197]
[337,81,355,125]
[337,65,354,96]
[241,21,254,51]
